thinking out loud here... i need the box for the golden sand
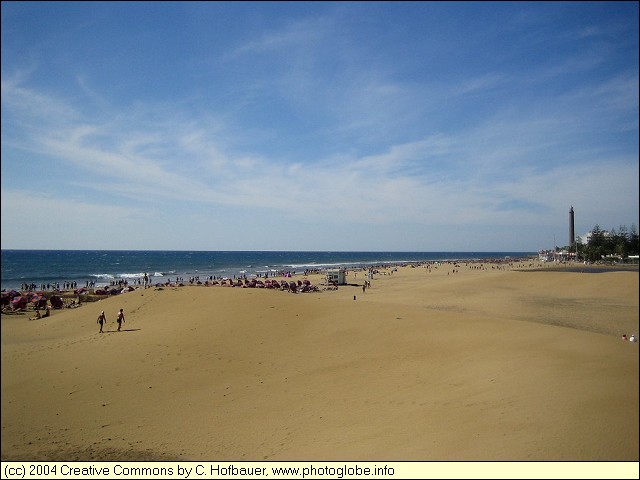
[2,262,638,461]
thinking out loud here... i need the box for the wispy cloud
[224,16,332,60]
[4,75,635,236]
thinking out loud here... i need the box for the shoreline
[1,251,539,293]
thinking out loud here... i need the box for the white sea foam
[282,260,409,269]
[119,272,145,279]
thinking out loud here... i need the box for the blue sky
[2,2,638,251]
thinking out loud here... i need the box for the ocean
[1,250,536,292]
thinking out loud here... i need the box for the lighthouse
[569,206,575,247]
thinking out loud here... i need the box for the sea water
[1,250,536,291]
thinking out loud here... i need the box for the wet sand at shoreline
[2,262,638,461]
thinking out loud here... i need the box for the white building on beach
[325,269,347,285]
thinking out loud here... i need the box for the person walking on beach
[116,308,125,331]
[97,311,107,333]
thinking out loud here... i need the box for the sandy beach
[1,261,638,461]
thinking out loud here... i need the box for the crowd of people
[19,280,100,293]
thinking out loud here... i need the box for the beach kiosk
[325,269,347,285]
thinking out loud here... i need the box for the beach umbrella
[12,296,28,309]
[29,294,43,304]
[50,295,64,308]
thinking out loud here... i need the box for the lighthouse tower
[569,206,575,247]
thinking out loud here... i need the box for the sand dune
[2,263,638,461]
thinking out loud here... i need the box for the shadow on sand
[101,328,141,333]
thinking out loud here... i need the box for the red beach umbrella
[11,296,28,309]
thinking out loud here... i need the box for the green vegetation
[570,224,639,262]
